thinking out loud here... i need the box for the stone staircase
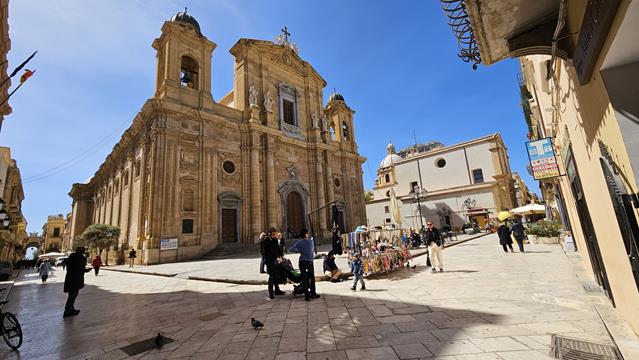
[202,237,333,260]
[202,243,259,259]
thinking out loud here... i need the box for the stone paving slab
[1,234,637,360]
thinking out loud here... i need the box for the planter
[527,235,538,244]
[538,236,559,244]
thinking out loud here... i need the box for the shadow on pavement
[0,270,504,360]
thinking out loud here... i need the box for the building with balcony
[441,0,639,333]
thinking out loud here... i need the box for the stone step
[202,237,334,259]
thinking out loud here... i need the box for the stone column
[325,153,335,204]
[250,138,262,238]
[266,137,277,230]
[315,157,328,236]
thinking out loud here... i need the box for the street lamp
[413,186,426,230]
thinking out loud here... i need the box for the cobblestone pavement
[1,234,636,360]
[104,233,484,284]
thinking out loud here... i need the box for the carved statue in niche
[311,112,320,129]
[249,85,258,108]
[264,90,274,113]
[321,115,328,132]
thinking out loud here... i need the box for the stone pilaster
[250,137,262,238]
[315,157,328,235]
[266,137,277,229]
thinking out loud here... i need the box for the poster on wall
[526,138,561,180]
[160,238,178,251]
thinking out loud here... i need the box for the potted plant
[526,220,562,244]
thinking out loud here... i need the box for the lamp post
[413,186,426,230]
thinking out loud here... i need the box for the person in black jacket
[511,219,526,253]
[63,247,92,318]
[497,221,514,253]
[262,228,285,299]
[423,221,443,273]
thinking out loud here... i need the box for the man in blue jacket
[289,229,320,301]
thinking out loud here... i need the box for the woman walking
[497,221,514,253]
[38,259,52,283]
[92,255,102,276]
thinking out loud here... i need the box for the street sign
[160,238,178,250]
[526,138,561,180]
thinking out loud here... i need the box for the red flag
[20,69,34,84]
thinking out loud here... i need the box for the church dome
[380,142,401,167]
[380,153,401,168]
[171,8,201,35]
[328,90,345,103]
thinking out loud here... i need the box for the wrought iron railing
[441,0,481,69]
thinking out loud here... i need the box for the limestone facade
[68,11,366,265]
[0,0,11,128]
[366,134,516,230]
[42,214,64,252]
[0,146,25,262]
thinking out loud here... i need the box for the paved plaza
[1,234,637,359]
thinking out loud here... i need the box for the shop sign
[573,0,621,85]
[526,138,561,180]
[160,238,178,250]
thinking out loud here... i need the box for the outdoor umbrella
[510,203,546,216]
[497,211,511,222]
[390,188,402,227]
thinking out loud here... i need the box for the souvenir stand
[342,227,413,275]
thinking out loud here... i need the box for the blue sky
[3,1,535,233]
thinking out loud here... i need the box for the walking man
[38,259,52,284]
[289,229,319,301]
[262,228,285,299]
[424,221,443,273]
[128,248,137,268]
[63,247,91,318]
[511,219,526,253]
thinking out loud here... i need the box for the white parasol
[390,188,402,227]
[510,203,546,216]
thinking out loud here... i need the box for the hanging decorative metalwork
[441,0,481,70]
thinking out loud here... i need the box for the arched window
[123,170,130,187]
[182,188,194,211]
[134,160,141,178]
[342,121,350,141]
[385,174,390,183]
[180,56,199,89]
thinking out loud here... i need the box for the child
[350,253,366,291]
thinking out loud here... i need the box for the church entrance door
[286,191,304,237]
[221,209,237,243]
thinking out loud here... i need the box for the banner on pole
[526,138,561,180]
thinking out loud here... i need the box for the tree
[80,224,120,265]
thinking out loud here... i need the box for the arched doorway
[218,192,241,243]
[286,191,304,237]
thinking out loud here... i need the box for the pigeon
[251,318,264,329]
[155,332,165,347]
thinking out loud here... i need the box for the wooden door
[221,209,237,243]
[286,192,304,237]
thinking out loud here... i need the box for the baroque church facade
[68,11,366,264]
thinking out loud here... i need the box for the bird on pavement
[155,333,165,347]
[251,318,264,329]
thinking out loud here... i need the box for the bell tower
[324,90,357,152]
[152,9,216,108]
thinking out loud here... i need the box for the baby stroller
[276,258,307,297]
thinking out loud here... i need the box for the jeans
[41,275,48,283]
[260,256,266,273]
[502,244,514,252]
[352,274,365,289]
[299,260,316,298]
[266,262,281,297]
[94,266,100,275]
[129,258,135,268]
[515,238,525,252]
[65,290,79,313]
